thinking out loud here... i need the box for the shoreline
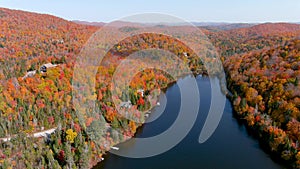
[92,72,295,169]
[90,73,226,168]
[226,78,298,169]
[90,74,195,168]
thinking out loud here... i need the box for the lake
[95,75,286,169]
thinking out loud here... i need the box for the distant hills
[72,20,300,32]
[72,20,105,27]
[226,22,300,36]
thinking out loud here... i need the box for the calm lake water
[95,75,286,169]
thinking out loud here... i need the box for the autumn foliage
[1,7,300,169]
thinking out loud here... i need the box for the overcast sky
[0,0,299,23]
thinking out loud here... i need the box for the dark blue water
[95,75,286,169]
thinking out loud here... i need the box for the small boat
[101,158,104,161]
[111,146,119,150]
[157,102,160,106]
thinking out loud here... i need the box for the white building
[183,52,189,57]
[120,100,132,109]
[40,63,58,73]
[22,70,36,80]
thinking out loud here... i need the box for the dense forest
[0,7,300,168]
[225,39,300,167]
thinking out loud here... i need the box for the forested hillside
[206,23,300,58]
[224,39,300,168]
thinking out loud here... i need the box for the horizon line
[1,7,299,25]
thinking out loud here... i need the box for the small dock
[111,146,119,150]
